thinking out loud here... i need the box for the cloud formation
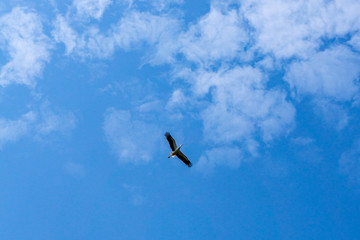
[240,0,360,58]
[340,139,360,185]
[40,0,360,171]
[0,7,52,87]
[52,9,180,60]
[192,66,295,145]
[178,5,248,65]
[196,146,244,173]
[103,108,161,164]
[35,103,77,138]
[73,0,112,20]
[0,111,36,149]
[0,102,76,148]
[285,46,360,101]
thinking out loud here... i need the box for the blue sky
[1,0,360,239]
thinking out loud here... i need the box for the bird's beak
[168,156,170,158]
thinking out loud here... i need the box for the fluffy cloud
[160,3,297,168]
[179,5,248,65]
[103,108,162,164]
[240,0,360,58]
[285,46,360,101]
[196,66,295,145]
[0,7,52,87]
[73,0,112,20]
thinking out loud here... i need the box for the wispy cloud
[285,46,360,101]
[72,0,113,20]
[313,99,349,131]
[339,139,360,186]
[52,9,180,60]
[150,0,184,11]
[196,146,244,173]
[103,108,161,164]
[52,15,78,55]
[34,102,77,138]
[0,7,52,87]
[64,162,86,178]
[122,183,146,206]
[0,101,76,149]
[291,136,314,146]
[348,33,360,51]
[0,111,36,149]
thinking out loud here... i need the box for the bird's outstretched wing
[164,132,177,151]
[176,150,192,167]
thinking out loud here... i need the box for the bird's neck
[176,144,183,151]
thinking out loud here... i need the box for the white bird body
[164,132,192,167]
[168,144,183,158]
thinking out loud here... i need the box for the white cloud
[291,136,314,146]
[240,0,360,58]
[339,139,360,185]
[166,89,187,109]
[313,99,349,131]
[348,32,360,51]
[285,46,360,101]
[179,5,248,65]
[0,111,36,149]
[111,11,180,63]
[143,0,184,11]
[0,101,76,149]
[52,15,78,55]
[48,0,360,171]
[73,0,112,20]
[103,108,161,164]
[35,104,77,137]
[0,7,52,87]
[137,99,162,113]
[196,146,244,172]
[118,0,183,12]
[189,66,295,146]
[52,10,180,60]
[165,89,191,120]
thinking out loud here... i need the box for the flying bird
[164,132,192,167]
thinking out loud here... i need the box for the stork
[164,132,192,167]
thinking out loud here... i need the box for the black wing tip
[187,162,193,168]
[164,132,171,137]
